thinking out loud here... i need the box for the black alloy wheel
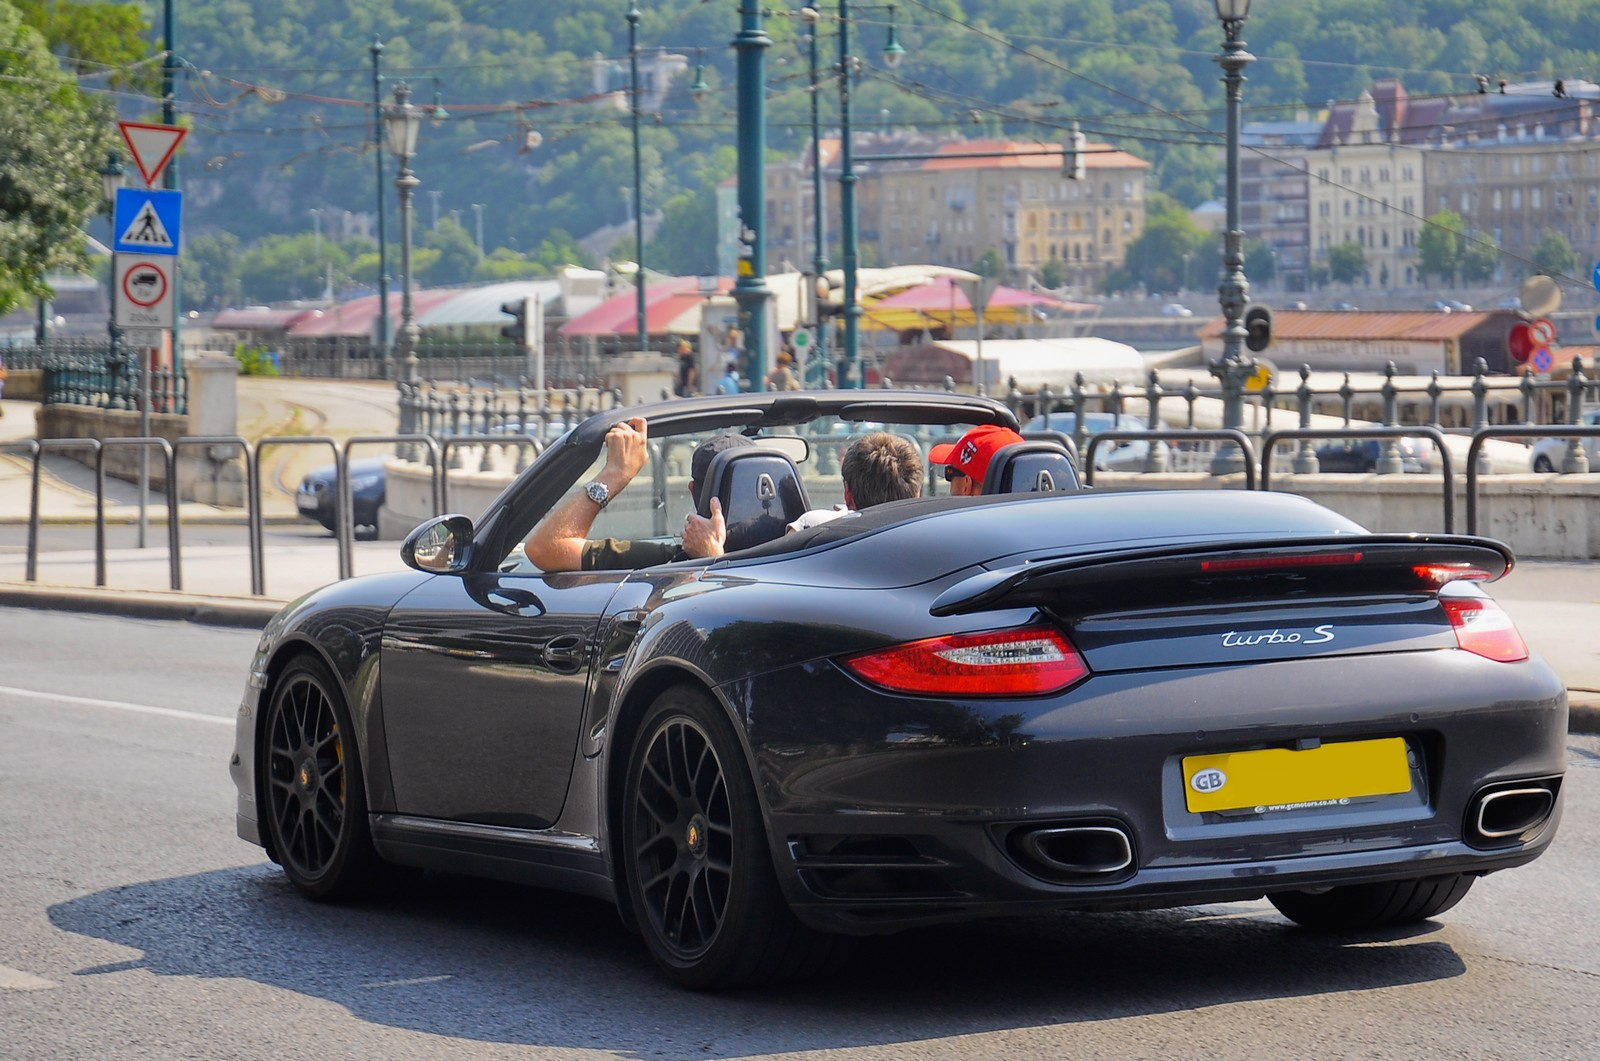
[261,654,382,901]
[623,686,834,989]
[1533,454,1556,473]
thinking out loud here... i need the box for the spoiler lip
[928,534,1515,618]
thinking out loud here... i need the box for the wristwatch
[583,479,611,508]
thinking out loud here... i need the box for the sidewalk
[2,393,1596,731]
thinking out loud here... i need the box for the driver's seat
[695,448,811,550]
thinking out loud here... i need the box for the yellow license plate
[1182,738,1411,814]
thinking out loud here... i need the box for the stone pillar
[181,352,245,505]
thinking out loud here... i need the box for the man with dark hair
[524,417,747,572]
[786,431,924,533]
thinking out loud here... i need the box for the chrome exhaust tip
[1017,824,1134,878]
[1473,785,1556,841]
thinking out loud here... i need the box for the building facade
[755,134,1149,292]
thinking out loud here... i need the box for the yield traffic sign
[118,121,187,187]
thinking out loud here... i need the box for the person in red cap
[928,423,1026,495]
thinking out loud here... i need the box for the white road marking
[0,684,230,727]
[0,965,57,991]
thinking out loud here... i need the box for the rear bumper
[741,652,1568,934]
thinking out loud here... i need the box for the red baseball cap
[928,424,1026,485]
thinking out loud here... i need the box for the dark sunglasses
[943,465,967,482]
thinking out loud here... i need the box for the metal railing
[1259,425,1455,531]
[6,416,1600,597]
[1465,424,1600,534]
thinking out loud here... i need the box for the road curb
[1567,695,1600,736]
[0,582,283,629]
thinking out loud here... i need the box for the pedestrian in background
[675,339,697,397]
[716,358,741,395]
[765,351,801,391]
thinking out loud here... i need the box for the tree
[1460,234,1500,285]
[1530,230,1578,279]
[1417,210,1465,284]
[648,186,720,276]
[1244,241,1276,285]
[0,2,127,315]
[1103,195,1208,294]
[1327,241,1366,285]
[973,248,1005,279]
[181,231,242,311]
[1038,256,1065,290]
[473,248,545,283]
[419,216,480,286]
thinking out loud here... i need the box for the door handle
[542,633,586,673]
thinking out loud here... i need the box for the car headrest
[981,440,1082,494]
[695,447,812,545]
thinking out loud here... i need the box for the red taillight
[1414,563,1493,587]
[1200,552,1362,573]
[1441,597,1528,662]
[841,625,1089,697]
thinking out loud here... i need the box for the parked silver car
[1530,410,1600,472]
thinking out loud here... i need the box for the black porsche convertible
[231,391,1566,989]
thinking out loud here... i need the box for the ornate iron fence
[28,337,187,414]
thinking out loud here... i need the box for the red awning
[559,277,733,337]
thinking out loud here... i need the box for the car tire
[1268,873,1474,930]
[260,653,384,902]
[1533,454,1556,473]
[622,685,836,989]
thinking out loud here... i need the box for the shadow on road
[51,864,1466,1056]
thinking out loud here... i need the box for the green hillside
[115,1,1600,291]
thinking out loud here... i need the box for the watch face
[586,480,608,506]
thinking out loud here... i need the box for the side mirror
[401,514,475,574]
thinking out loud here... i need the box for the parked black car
[1313,437,1432,473]
[295,456,388,537]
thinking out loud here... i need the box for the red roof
[286,290,460,338]
[559,276,733,337]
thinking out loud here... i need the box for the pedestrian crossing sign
[112,188,182,256]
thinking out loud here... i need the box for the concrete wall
[383,459,1600,560]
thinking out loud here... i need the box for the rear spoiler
[928,535,1514,618]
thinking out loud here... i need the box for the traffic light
[500,297,532,349]
[1062,121,1087,181]
[1243,303,1274,353]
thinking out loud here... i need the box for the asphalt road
[2,607,1597,1059]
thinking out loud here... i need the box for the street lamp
[836,1,908,388]
[802,8,829,386]
[384,80,423,438]
[100,151,126,408]
[370,38,392,374]
[734,0,773,390]
[628,1,646,351]
[1209,0,1257,475]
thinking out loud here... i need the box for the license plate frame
[1182,737,1412,814]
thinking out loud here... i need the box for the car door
[378,569,629,829]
